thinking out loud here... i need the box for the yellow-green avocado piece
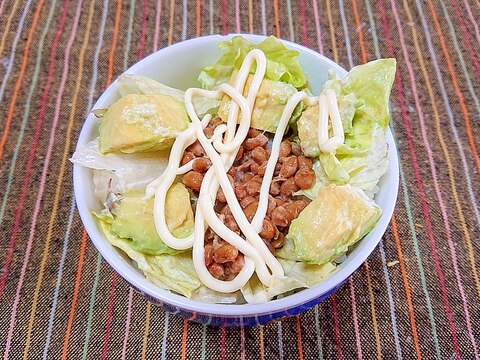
[110,183,194,255]
[287,184,381,265]
[217,72,297,133]
[99,93,189,153]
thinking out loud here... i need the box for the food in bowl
[72,35,396,305]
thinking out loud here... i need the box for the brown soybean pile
[181,117,316,281]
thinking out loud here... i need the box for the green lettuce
[70,139,169,202]
[117,73,220,118]
[240,261,336,303]
[100,222,201,298]
[241,273,306,303]
[191,286,243,304]
[198,35,307,90]
[343,59,396,128]
[118,74,185,100]
[277,259,336,288]
[298,59,396,198]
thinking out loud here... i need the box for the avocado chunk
[217,72,298,133]
[99,93,189,153]
[297,94,360,158]
[297,105,321,158]
[163,182,195,239]
[287,184,381,265]
[110,183,194,255]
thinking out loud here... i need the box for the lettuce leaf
[117,74,220,118]
[241,273,268,304]
[100,221,201,298]
[191,286,243,304]
[336,124,389,197]
[299,59,395,198]
[70,139,169,202]
[278,259,336,287]
[198,35,307,90]
[118,74,185,100]
[344,59,396,128]
[256,36,307,88]
[241,274,306,303]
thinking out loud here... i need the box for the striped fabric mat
[1,0,479,358]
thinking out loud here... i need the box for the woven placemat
[0,1,479,358]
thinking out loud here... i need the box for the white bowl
[73,34,399,326]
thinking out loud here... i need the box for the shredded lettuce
[241,274,269,304]
[198,35,307,90]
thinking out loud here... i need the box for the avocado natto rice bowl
[73,34,399,326]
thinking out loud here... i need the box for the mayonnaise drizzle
[317,89,344,153]
[188,99,283,283]
[146,48,345,293]
[250,92,318,232]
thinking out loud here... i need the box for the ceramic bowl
[73,34,399,327]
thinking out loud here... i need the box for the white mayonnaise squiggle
[250,92,318,233]
[317,89,344,153]
[147,48,344,293]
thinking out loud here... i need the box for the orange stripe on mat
[181,319,189,360]
[196,0,201,37]
[61,230,88,360]
[168,0,175,45]
[273,0,280,38]
[391,216,422,357]
[259,325,265,360]
[296,316,304,360]
[22,0,95,357]
[0,0,43,161]
[248,0,254,33]
[325,0,338,62]
[351,0,368,63]
[107,0,122,86]
[364,261,383,358]
[141,302,152,359]
[0,1,20,58]
[425,0,480,174]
